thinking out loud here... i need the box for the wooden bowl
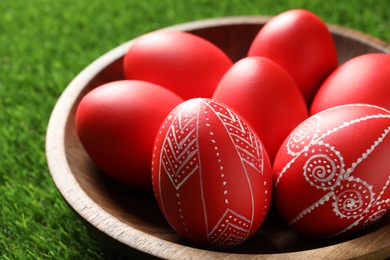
[46,16,390,259]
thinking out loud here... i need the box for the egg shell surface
[152,98,273,249]
[273,104,390,238]
[212,56,308,163]
[123,30,233,100]
[247,9,338,105]
[75,80,184,190]
[310,53,390,115]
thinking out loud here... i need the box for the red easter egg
[212,56,308,163]
[273,104,390,238]
[152,98,273,249]
[123,30,233,100]
[248,9,338,105]
[75,80,184,190]
[311,53,390,115]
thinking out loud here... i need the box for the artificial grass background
[1,0,389,259]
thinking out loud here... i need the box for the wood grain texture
[46,16,390,259]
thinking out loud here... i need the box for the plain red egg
[152,98,273,249]
[123,30,233,100]
[212,56,308,163]
[273,104,390,238]
[247,9,338,106]
[310,53,390,115]
[75,80,184,190]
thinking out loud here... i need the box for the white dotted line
[207,123,229,205]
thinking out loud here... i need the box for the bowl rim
[46,16,390,259]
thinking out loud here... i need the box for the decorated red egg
[273,104,390,238]
[247,9,338,105]
[212,56,308,163]
[310,53,390,115]
[152,98,273,248]
[123,30,233,100]
[75,80,184,190]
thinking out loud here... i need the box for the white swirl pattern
[287,116,320,155]
[303,143,344,190]
[332,178,374,219]
[280,107,390,237]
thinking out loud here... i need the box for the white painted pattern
[201,99,262,247]
[332,177,374,219]
[160,110,200,190]
[158,99,269,247]
[277,113,390,186]
[287,115,321,156]
[157,102,203,242]
[208,209,252,248]
[303,142,344,190]
[278,106,390,237]
[203,99,264,175]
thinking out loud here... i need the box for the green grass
[1,0,389,259]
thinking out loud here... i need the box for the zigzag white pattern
[208,208,251,248]
[161,110,200,190]
[203,99,264,174]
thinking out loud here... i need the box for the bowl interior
[48,17,390,258]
